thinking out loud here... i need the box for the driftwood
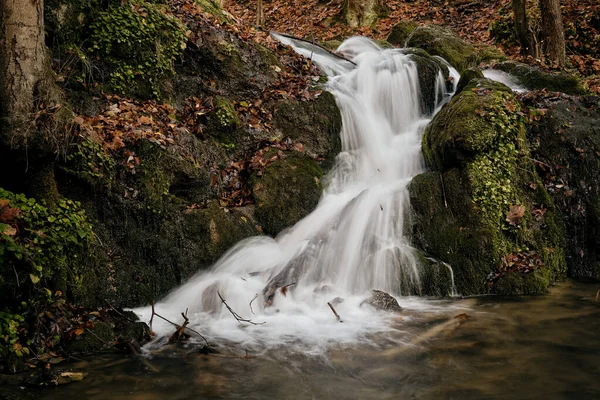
[272,31,357,66]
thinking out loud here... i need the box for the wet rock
[527,95,600,281]
[273,91,342,163]
[409,79,566,295]
[455,68,484,95]
[387,23,477,73]
[251,154,323,236]
[330,297,344,306]
[361,290,402,312]
[493,61,585,95]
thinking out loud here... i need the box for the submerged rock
[361,290,403,312]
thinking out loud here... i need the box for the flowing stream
[135,37,458,351]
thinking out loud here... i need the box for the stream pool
[30,281,600,399]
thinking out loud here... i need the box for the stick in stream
[271,31,358,66]
[218,291,265,325]
[327,302,343,323]
[150,304,210,347]
[249,294,258,315]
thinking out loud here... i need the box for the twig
[105,302,136,324]
[218,291,265,325]
[596,289,599,302]
[249,294,258,315]
[150,304,210,347]
[272,31,357,66]
[440,172,448,209]
[531,158,553,170]
[150,301,155,331]
[327,302,343,323]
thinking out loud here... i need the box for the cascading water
[135,36,458,350]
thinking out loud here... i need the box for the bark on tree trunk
[343,0,379,27]
[256,0,264,27]
[512,0,540,57]
[539,0,566,67]
[0,0,48,149]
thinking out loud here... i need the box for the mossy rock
[403,51,451,115]
[208,97,241,144]
[494,61,586,95]
[455,68,484,95]
[409,80,566,295]
[388,23,477,73]
[422,78,513,170]
[251,154,323,236]
[386,20,419,47]
[527,96,600,281]
[273,91,342,163]
[66,321,114,354]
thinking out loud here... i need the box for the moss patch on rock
[494,61,586,95]
[410,79,566,295]
[387,23,478,73]
[251,154,323,236]
[273,91,342,164]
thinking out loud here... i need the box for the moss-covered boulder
[493,61,586,95]
[409,78,566,295]
[273,91,342,163]
[527,95,600,281]
[386,21,419,47]
[387,23,478,73]
[399,49,452,115]
[251,155,323,236]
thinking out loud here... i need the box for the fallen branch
[149,304,210,347]
[169,310,191,343]
[249,294,258,315]
[218,291,265,325]
[327,302,343,323]
[272,31,357,66]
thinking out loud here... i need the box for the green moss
[196,0,230,22]
[208,97,241,144]
[411,80,566,295]
[395,24,478,73]
[66,321,114,354]
[386,20,419,47]
[251,154,323,236]
[495,61,586,95]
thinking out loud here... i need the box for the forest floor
[225,0,600,93]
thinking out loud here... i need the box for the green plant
[89,0,187,98]
[467,92,523,228]
[65,136,116,184]
[0,312,28,361]
[0,188,93,307]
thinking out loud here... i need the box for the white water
[482,69,528,93]
[135,37,458,351]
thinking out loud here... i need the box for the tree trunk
[256,0,263,27]
[512,0,540,58]
[538,0,566,67]
[0,0,48,149]
[343,0,379,27]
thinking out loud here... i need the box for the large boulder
[409,78,566,295]
[387,22,478,73]
[526,94,600,281]
[251,154,324,236]
[493,61,586,95]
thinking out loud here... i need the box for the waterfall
[135,36,458,349]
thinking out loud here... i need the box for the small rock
[360,290,402,312]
